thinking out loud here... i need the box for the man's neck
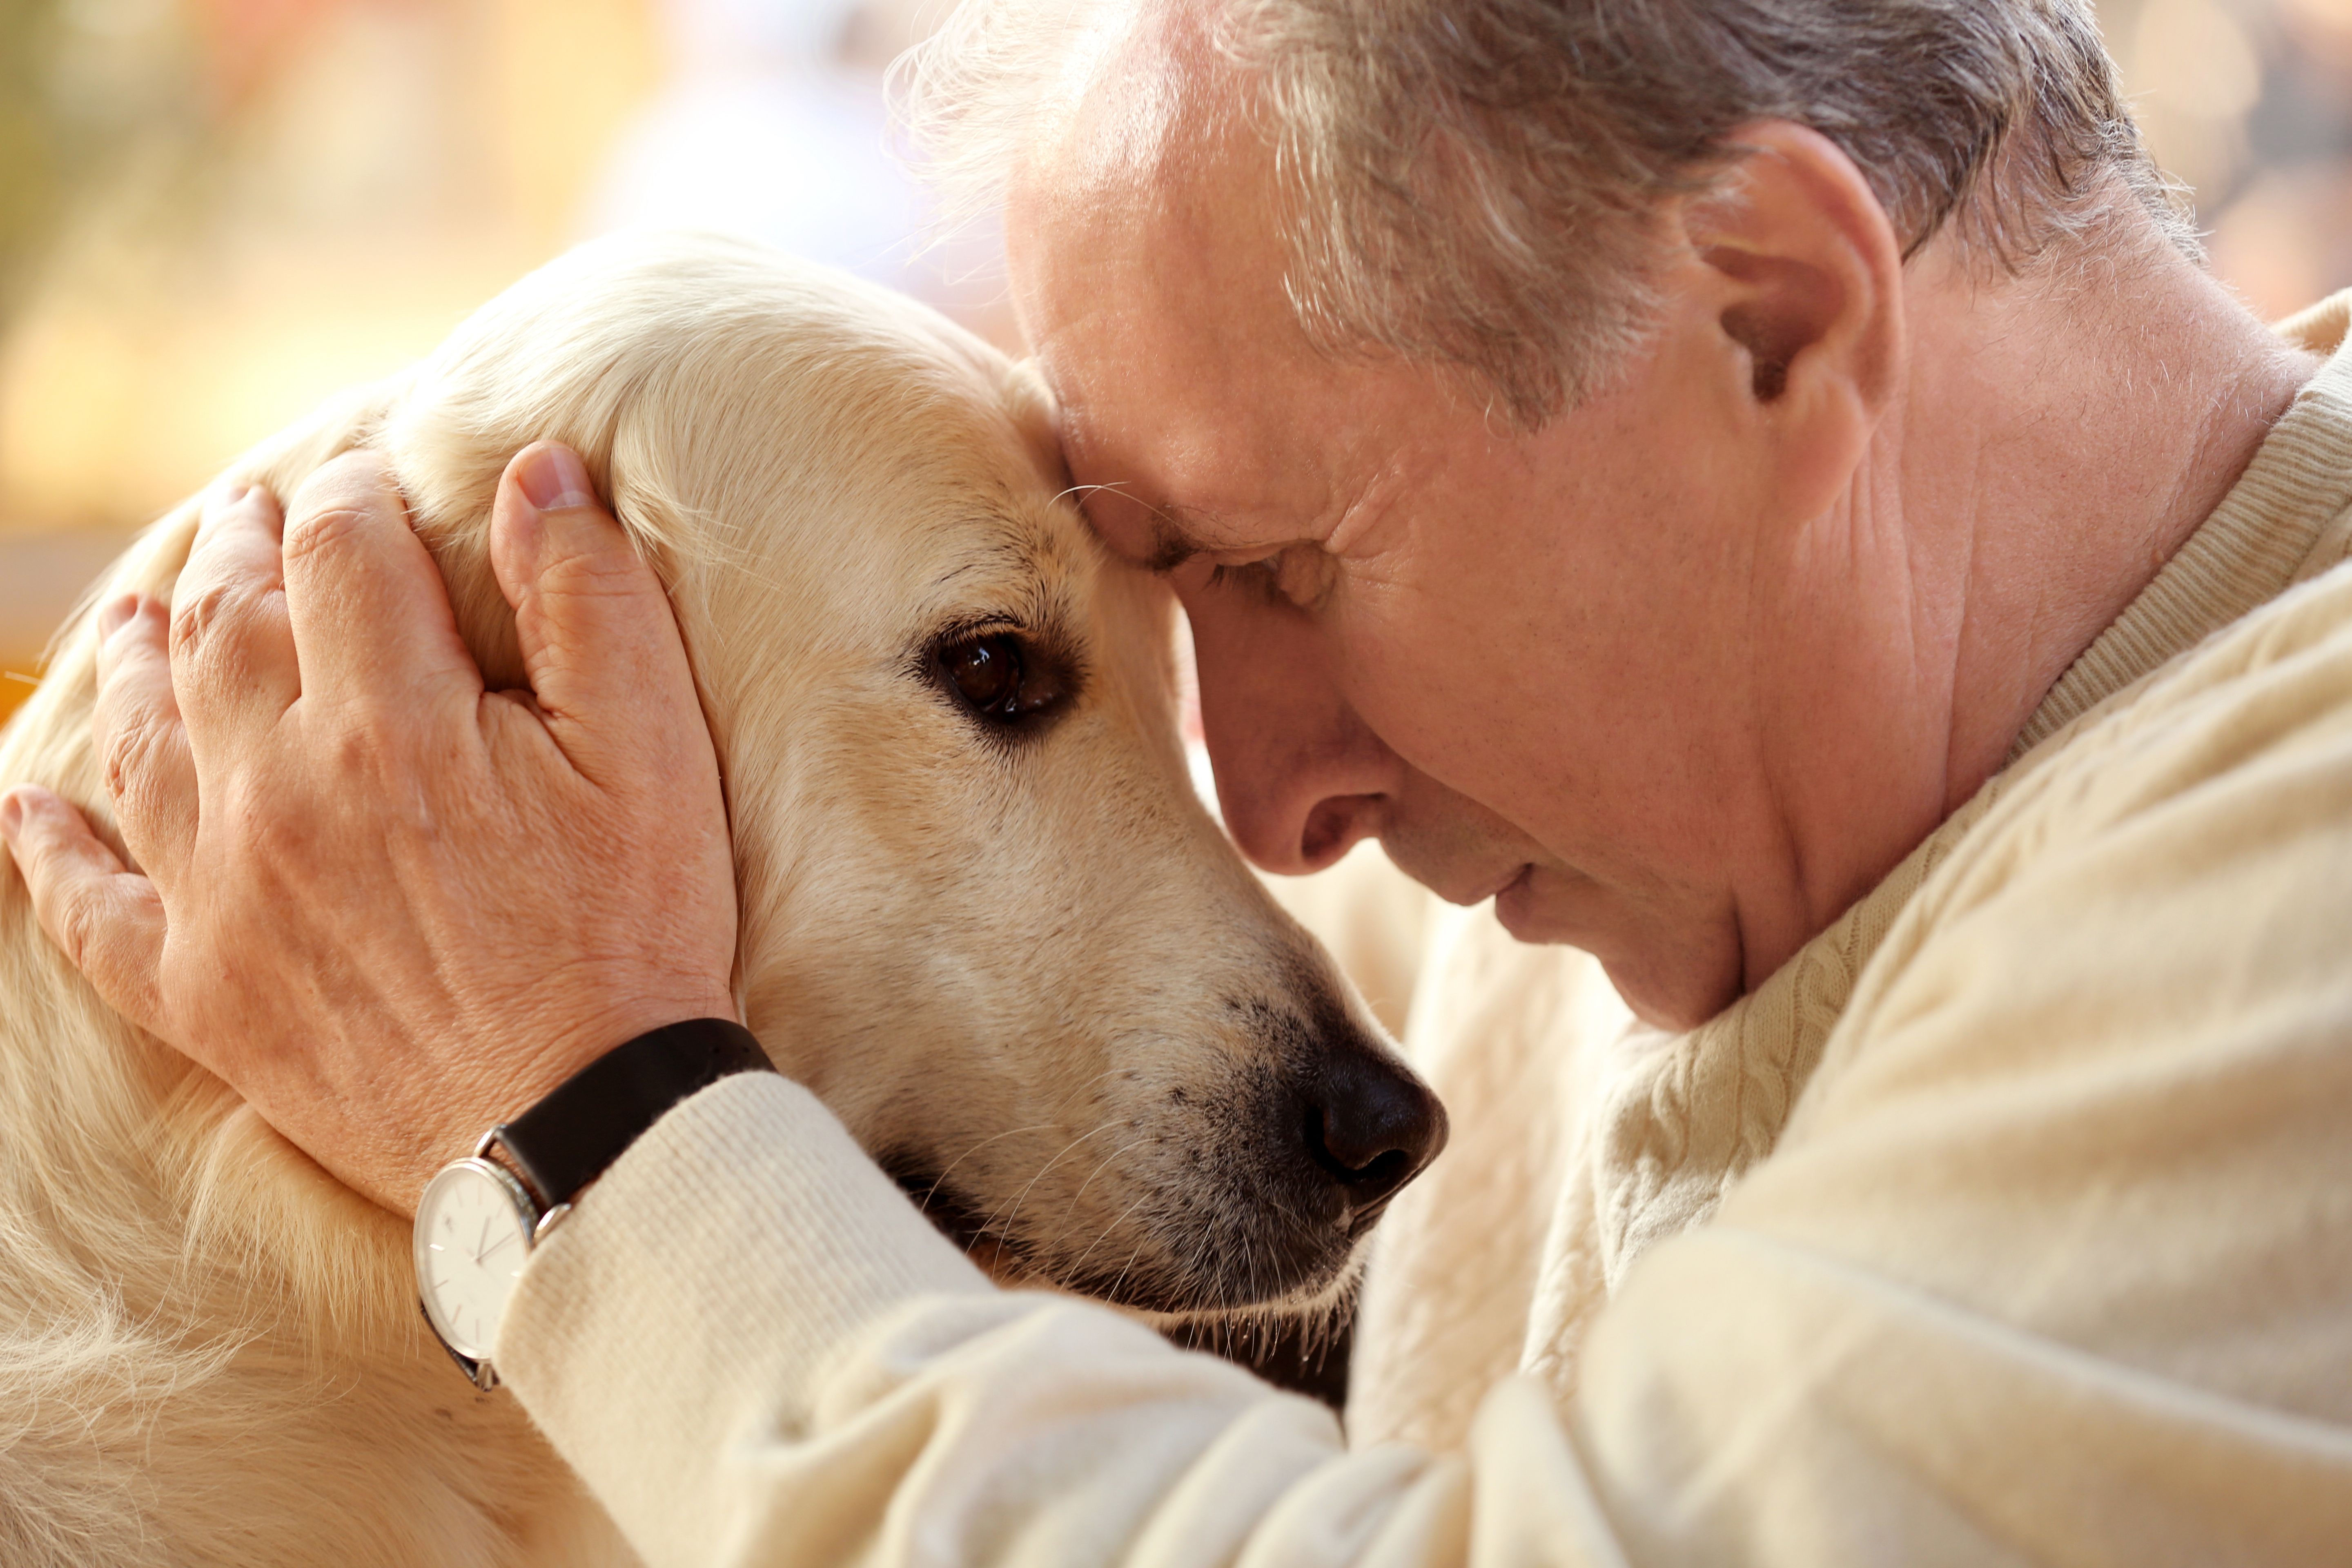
[1898,225,2321,813]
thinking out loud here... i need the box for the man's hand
[0,443,739,1214]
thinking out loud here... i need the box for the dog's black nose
[1301,1045,1449,1220]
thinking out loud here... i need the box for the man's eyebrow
[1143,517,1201,575]
[1140,506,1225,575]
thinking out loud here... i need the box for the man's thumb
[2,785,168,1036]
[489,442,708,786]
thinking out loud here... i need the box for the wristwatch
[413,1017,774,1389]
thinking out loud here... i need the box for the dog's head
[203,233,1446,1316]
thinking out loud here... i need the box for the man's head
[901,0,2196,1027]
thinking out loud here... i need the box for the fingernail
[97,593,140,640]
[515,444,595,512]
[203,482,252,519]
[0,789,24,844]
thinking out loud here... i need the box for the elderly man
[5,0,2350,1560]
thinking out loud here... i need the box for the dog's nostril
[1301,1050,1448,1215]
[1306,1107,1413,1194]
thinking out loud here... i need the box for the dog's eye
[939,633,1064,724]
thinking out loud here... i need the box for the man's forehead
[1006,6,1323,570]
[1004,29,1259,395]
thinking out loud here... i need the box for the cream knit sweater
[498,294,2352,1566]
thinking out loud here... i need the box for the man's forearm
[496,1070,1526,1568]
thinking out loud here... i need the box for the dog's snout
[1300,1044,1448,1221]
[1134,984,1451,1310]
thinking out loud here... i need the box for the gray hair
[900,0,2190,425]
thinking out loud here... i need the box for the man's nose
[1183,592,1399,874]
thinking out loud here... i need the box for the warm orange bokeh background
[3,0,680,719]
[4,0,2350,724]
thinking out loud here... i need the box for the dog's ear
[376,388,702,701]
[377,423,660,701]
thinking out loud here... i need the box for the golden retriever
[0,232,1445,1566]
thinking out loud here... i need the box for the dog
[0,232,1446,1567]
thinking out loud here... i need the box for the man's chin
[1492,863,1601,946]
[1493,872,1739,1032]
[1492,869,1564,942]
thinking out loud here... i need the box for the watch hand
[478,1230,515,1264]
[473,1216,491,1264]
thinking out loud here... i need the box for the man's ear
[1677,120,1905,514]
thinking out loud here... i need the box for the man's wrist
[490,1018,777,1209]
[414,1017,776,1389]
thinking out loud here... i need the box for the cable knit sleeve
[493,1071,1624,1568]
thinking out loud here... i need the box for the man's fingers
[171,486,300,761]
[490,443,713,788]
[92,592,198,891]
[280,450,483,719]
[0,786,168,1037]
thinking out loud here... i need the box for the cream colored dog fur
[0,234,1432,1566]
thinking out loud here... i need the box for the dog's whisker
[1067,1190,1156,1284]
[1104,1234,1154,1310]
[921,1122,1060,1210]
[1040,1136,1153,1253]
[987,1118,1125,1242]
[1049,480,1129,510]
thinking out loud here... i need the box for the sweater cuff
[493,1071,994,1551]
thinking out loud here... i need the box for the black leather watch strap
[492,1018,775,1207]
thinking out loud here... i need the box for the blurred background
[3,0,2350,724]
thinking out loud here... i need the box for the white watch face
[414,1159,537,1363]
